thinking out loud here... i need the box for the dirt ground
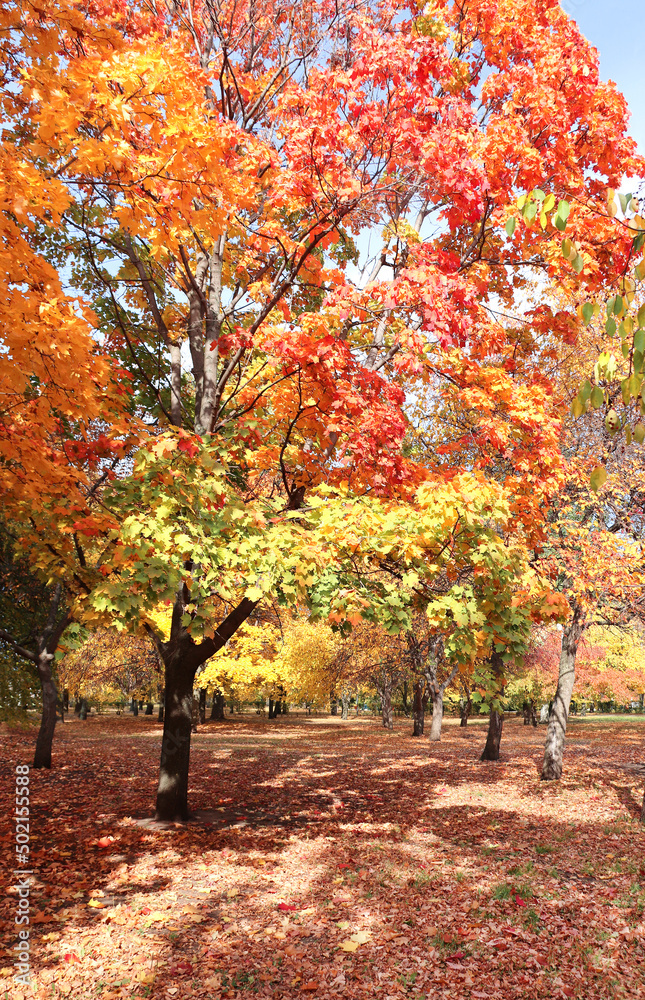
[2,713,645,1000]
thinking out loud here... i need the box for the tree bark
[150,596,258,821]
[268,698,275,719]
[145,701,153,715]
[428,688,444,741]
[481,708,503,760]
[412,679,425,736]
[210,691,225,720]
[198,687,206,725]
[33,650,59,769]
[401,678,409,717]
[341,690,350,720]
[481,651,505,761]
[460,686,471,727]
[541,611,585,781]
[381,676,393,729]
[32,586,71,770]
[156,648,196,821]
[423,647,456,742]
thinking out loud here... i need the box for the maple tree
[2,0,642,822]
[57,628,162,712]
[519,307,645,780]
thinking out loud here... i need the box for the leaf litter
[1,713,644,999]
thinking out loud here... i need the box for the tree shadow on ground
[1,716,645,1000]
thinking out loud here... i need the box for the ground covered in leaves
[2,713,645,1000]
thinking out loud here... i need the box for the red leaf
[278,902,298,911]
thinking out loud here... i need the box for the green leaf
[579,379,593,402]
[572,254,584,274]
[633,232,645,253]
[634,422,645,444]
[590,386,604,408]
[505,216,516,237]
[525,201,537,221]
[619,192,631,215]
[555,215,567,232]
[634,350,644,374]
[638,304,645,327]
[622,378,631,404]
[614,295,624,316]
[634,329,645,353]
[606,317,616,337]
[571,397,584,418]
[581,302,594,325]
[590,466,607,492]
[556,199,570,222]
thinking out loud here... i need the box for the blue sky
[565,0,644,154]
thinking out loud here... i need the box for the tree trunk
[150,596,257,820]
[412,679,425,736]
[191,692,199,733]
[381,678,393,730]
[541,613,585,781]
[341,691,350,720]
[481,708,503,760]
[155,650,197,822]
[401,678,409,717]
[79,698,88,720]
[33,650,59,769]
[268,698,275,719]
[330,695,338,716]
[481,651,505,762]
[641,785,645,825]
[428,688,444,741]
[210,691,225,720]
[459,688,471,727]
[158,688,165,723]
[198,687,206,725]
[275,699,282,716]
[145,701,153,715]
[132,697,139,716]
